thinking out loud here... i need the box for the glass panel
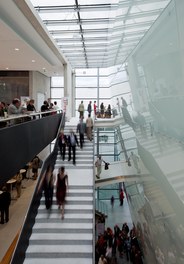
[51,76,64,87]
[76,88,97,98]
[51,88,64,98]
[76,77,97,87]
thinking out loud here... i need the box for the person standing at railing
[8,98,25,115]
[78,100,84,119]
[27,99,36,112]
[95,155,104,179]
[86,114,93,141]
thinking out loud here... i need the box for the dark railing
[10,113,65,264]
[0,112,62,187]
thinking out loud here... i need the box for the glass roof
[30,0,171,69]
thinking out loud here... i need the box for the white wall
[29,71,50,111]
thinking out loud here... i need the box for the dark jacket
[0,191,11,209]
[67,133,79,146]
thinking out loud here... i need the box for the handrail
[0,109,63,124]
[10,113,65,264]
[95,199,108,217]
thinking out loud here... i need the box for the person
[0,102,8,127]
[94,101,97,119]
[27,99,36,119]
[27,99,36,112]
[76,117,86,149]
[95,155,104,179]
[78,100,84,118]
[119,188,124,206]
[116,98,121,115]
[111,195,114,208]
[31,155,40,180]
[58,130,68,161]
[87,101,92,116]
[86,114,93,141]
[98,254,107,264]
[44,165,55,209]
[56,166,68,220]
[67,130,79,165]
[121,96,128,108]
[8,98,25,115]
[41,100,50,117]
[100,102,105,117]
[106,104,111,118]
[14,172,23,198]
[130,151,141,173]
[0,186,11,224]
[53,101,59,111]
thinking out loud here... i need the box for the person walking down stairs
[56,166,69,220]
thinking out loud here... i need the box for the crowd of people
[0,98,60,127]
[96,223,143,264]
[58,116,93,165]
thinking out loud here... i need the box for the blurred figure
[119,188,124,206]
[87,101,92,116]
[98,254,107,264]
[53,101,59,111]
[0,186,11,224]
[8,98,25,115]
[130,151,141,173]
[67,130,79,165]
[44,165,55,209]
[86,114,93,141]
[94,101,97,119]
[100,102,105,117]
[56,166,69,220]
[116,98,121,115]
[76,117,86,149]
[58,130,68,161]
[95,155,104,179]
[27,99,36,112]
[78,100,84,118]
[31,156,40,180]
[121,96,128,108]
[14,172,23,198]
[111,195,114,208]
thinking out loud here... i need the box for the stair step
[24,258,92,264]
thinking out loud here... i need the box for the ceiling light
[32,60,36,63]
[6,67,9,70]
[14,48,19,51]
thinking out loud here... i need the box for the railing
[0,109,63,127]
[10,113,65,264]
[95,199,108,217]
[0,112,63,186]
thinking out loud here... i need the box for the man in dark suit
[58,130,68,161]
[67,130,79,165]
[0,186,11,224]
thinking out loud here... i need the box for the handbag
[104,162,109,170]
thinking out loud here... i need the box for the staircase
[136,115,184,204]
[24,122,94,264]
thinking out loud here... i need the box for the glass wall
[128,0,184,140]
[50,76,64,109]
[75,65,131,118]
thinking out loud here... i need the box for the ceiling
[0,0,171,77]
